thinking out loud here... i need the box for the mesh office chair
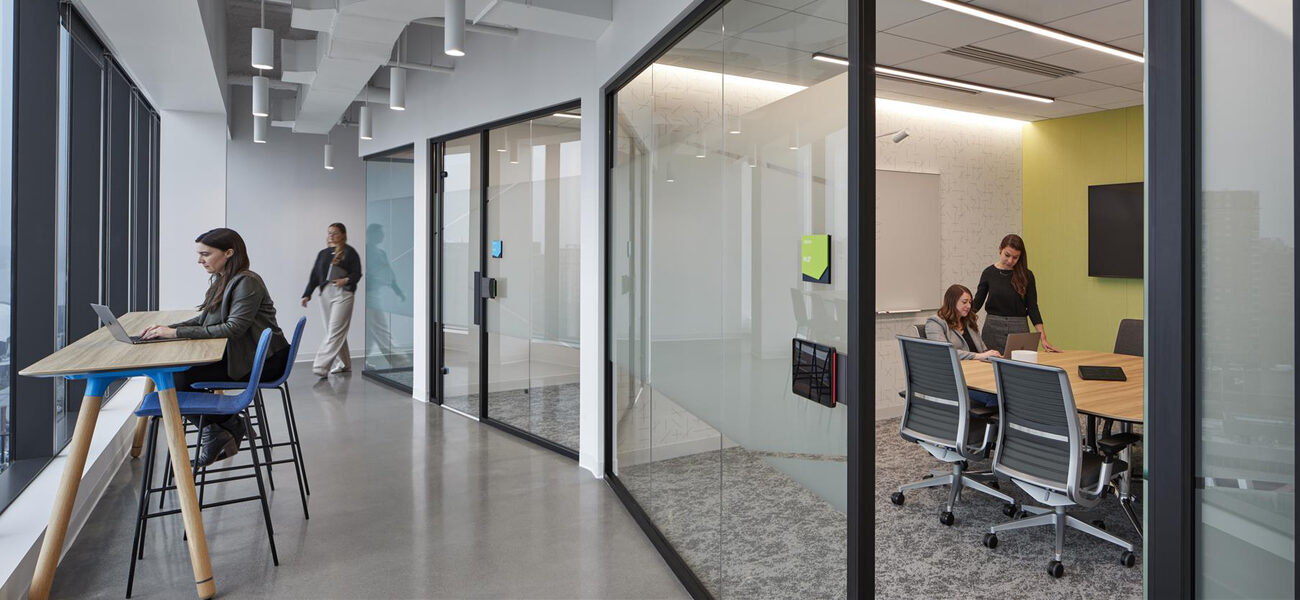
[1113,319,1143,356]
[981,357,1139,577]
[891,335,1014,525]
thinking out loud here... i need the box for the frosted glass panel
[363,147,415,389]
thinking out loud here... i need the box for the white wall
[226,90,368,365]
[158,110,227,310]
[361,0,699,476]
[872,101,1024,418]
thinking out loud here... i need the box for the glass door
[483,111,582,451]
[439,133,482,417]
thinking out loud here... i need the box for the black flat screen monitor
[1088,182,1143,278]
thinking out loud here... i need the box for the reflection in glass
[484,111,581,449]
[363,147,415,389]
[441,134,482,417]
[610,2,848,596]
[1196,1,1295,597]
[0,0,11,471]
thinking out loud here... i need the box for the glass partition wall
[433,104,582,455]
[609,2,849,596]
[362,145,416,391]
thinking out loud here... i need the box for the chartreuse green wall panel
[1022,105,1144,352]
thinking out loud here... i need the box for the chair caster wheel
[1092,519,1106,530]
[939,511,955,526]
[890,491,905,506]
[982,533,998,549]
[989,480,1000,490]
[1120,551,1136,568]
[1047,560,1064,578]
[1002,502,1018,517]
[921,473,933,480]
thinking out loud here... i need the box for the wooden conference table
[960,350,1145,423]
[20,310,225,600]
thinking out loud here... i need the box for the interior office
[0,1,1291,599]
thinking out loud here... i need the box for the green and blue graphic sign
[801,234,831,284]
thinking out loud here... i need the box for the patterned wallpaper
[873,102,1023,417]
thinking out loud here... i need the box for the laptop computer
[1003,331,1042,355]
[91,303,185,345]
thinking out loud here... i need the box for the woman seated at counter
[924,284,1001,407]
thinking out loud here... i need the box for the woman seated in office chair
[139,228,291,466]
[925,284,1000,407]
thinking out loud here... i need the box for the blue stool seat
[134,390,249,418]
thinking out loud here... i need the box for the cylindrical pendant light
[508,139,519,164]
[664,159,674,183]
[253,115,268,144]
[324,140,334,170]
[389,66,406,110]
[445,0,466,57]
[251,28,274,70]
[252,74,269,117]
[251,2,274,70]
[359,104,373,140]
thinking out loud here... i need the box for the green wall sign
[801,234,831,284]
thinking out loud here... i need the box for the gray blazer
[171,271,290,380]
[924,316,989,361]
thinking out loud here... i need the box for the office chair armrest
[1097,431,1142,462]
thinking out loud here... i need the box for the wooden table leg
[129,379,156,458]
[28,378,108,600]
[151,372,216,599]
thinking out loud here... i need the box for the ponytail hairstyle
[1000,234,1029,297]
[195,228,251,311]
[329,222,348,265]
[937,284,980,333]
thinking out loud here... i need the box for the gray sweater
[171,271,290,380]
[924,316,989,361]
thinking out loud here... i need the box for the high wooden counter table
[20,310,225,600]
[960,350,1145,422]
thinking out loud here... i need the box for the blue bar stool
[126,329,278,598]
[193,316,310,516]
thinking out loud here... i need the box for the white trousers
[313,285,354,373]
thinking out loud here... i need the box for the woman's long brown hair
[1000,233,1029,297]
[937,284,979,333]
[329,222,348,265]
[195,228,251,311]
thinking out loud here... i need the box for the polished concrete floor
[50,369,688,599]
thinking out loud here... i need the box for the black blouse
[302,244,363,298]
[971,265,1043,325]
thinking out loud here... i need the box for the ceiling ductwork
[276,0,611,134]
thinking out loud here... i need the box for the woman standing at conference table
[971,233,1060,353]
[301,222,363,377]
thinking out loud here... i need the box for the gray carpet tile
[485,383,581,450]
[620,447,848,599]
[874,417,1142,599]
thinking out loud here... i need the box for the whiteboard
[875,170,941,313]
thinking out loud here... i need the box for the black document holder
[1078,365,1127,381]
[792,338,837,407]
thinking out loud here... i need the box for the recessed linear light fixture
[815,52,1054,103]
[915,0,1144,63]
[552,112,581,119]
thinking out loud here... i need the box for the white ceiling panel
[719,37,808,71]
[1036,47,1132,72]
[1024,100,1102,119]
[1016,75,1113,98]
[1058,85,1144,107]
[969,0,1130,24]
[1079,62,1145,86]
[892,52,992,77]
[1109,34,1145,53]
[884,10,1017,47]
[876,32,948,65]
[961,66,1053,88]
[875,77,987,103]
[749,0,816,10]
[972,30,1081,60]
[1095,99,1144,110]
[876,0,944,30]
[738,12,847,52]
[1046,0,1144,42]
[711,1,788,34]
[796,0,847,24]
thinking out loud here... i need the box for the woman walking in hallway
[971,233,1060,354]
[302,222,363,377]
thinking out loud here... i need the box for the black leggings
[176,349,290,430]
